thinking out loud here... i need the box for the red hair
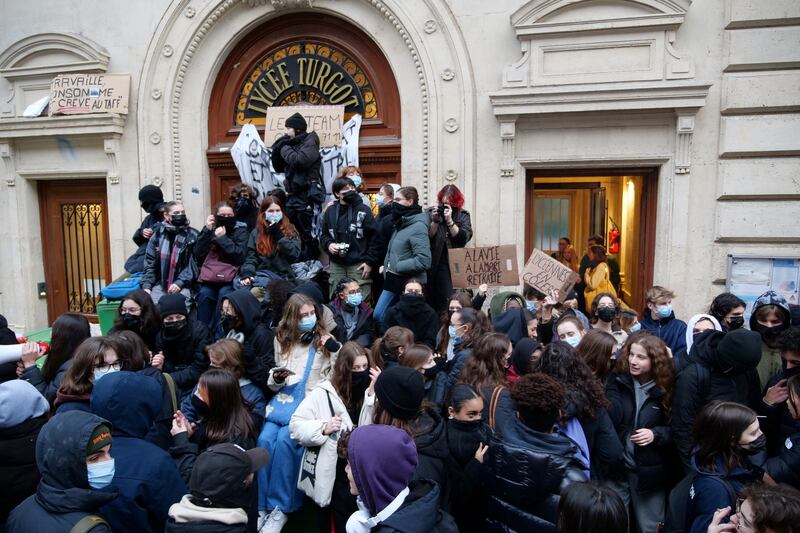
[256,195,298,256]
[437,184,464,209]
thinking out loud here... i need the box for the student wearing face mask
[590,293,628,348]
[506,338,543,383]
[750,290,792,389]
[257,294,341,532]
[110,290,162,352]
[125,184,165,274]
[620,309,642,335]
[195,201,249,331]
[166,443,269,533]
[399,343,446,406]
[229,183,259,233]
[708,292,747,332]
[55,337,121,414]
[152,294,211,398]
[674,314,723,371]
[320,176,379,303]
[681,401,773,533]
[556,315,587,349]
[763,373,800,487]
[6,411,119,533]
[142,201,199,306]
[381,279,439,349]
[672,328,763,469]
[375,183,397,220]
[760,326,800,458]
[441,308,492,401]
[640,285,688,355]
[435,291,486,360]
[290,341,379,532]
[239,194,301,301]
[90,371,187,533]
[218,289,276,391]
[444,383,492,532]
[328,277,376,349]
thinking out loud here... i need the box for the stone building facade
[0,0,798,330]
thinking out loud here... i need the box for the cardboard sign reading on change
[450,245,519,288]
[264,105,344,147]
[49,74,130,115]
[520,248,580,302]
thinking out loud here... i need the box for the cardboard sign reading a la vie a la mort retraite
[449,245,519,288]
[49,74,130,115]
[264,105,344,148]
[520,248,581,302]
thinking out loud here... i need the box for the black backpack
[662,472,737,533]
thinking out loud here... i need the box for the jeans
[373,290,398,325]
[196,283,234,333]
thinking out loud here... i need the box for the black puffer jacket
[194,222,249,270]
[271,132,322,209]
[483,417,586,532]
[760,368,800,455]
[446,418,492,531]
[240,227,301,280]
[672,329,763,467]
[766,430,800,487]
[382,294,438,349]
[319,197,380,267]
[155,320,212,396]
[606,372,674,493]
[5,411,119,533]
[411,408,450,505]
[222,288,276,392]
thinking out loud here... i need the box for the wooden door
[38,179,112,323]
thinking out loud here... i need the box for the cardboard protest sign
[520,248,580,302]
[450,245,519,288]
[49,75,130,115]
[264,105,344,147]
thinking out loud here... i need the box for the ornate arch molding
[137,0,476,204]
[0,32,110,80]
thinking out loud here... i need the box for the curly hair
[577,329,617,381]
[511,372,566,432]
[534,341,608,419]
[255,194,299,256]
[590,292,621,324]
[459,333,510,391]
[741,482,800,533]
[708,292,746,323]
[776,326,800,355]
[615,331,675,418]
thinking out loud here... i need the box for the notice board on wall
[726,255,800,322]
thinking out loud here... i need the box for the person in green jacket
[374,186,431,324]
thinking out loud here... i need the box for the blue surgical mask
[564,335,581,348]
[265,212,283,224]
[87,458,115,489]
[350,175,362,189]
[93,367,119,383]
[526,300,538,313]
[376,194,385,207]
[448,325,463,345]
[346,293,363,307]
[299,315,317,332]
[629,322,641,333]
[656,305,673,319]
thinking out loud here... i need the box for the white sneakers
[259,507,288,533]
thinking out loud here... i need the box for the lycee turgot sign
[235,41,376,126]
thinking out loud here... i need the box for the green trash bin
[22,327,52,369]
[97,299,121,335]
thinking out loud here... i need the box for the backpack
[70,515,109,533]
[99,272,142,300]
[662,472,737,533]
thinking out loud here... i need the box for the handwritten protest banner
[450,245,519,288]
[520,248,580,302]
[49,75,130,115]
[264,105,344,148]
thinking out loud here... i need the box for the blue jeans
[373,290,398,325]
[257,421,305,512]
[196,283,234,333]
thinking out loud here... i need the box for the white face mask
[93,367,120,383]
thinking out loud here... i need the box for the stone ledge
[0,114,126,140]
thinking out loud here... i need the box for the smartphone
[272,367,296,376]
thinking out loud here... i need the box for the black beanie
[158,294,188,318]
[714,328,762,374]
[138,185,164,204]
[375,367,424,420]
[285,112,307,132]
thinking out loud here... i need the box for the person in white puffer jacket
[290,341,381,533]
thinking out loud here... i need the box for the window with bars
[534,197,570,253]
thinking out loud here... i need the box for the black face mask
[741,434,767,456]
[215,215,235,229]
[220,313,238,333]
[422,358,445,381]
[400,293,424,308]
[141,202,158,214]
[447,418,483,431]
[726,316,745,330]
[341,190,357,204]
[754,323,784,345]
[162,318,187,339]
[391,204,418,224]
[235,197,254,215]
[170,214,188,227]
[597,308,616,323]
[784,365,800,379]
[120,313,141,331]
[351,370,371,400]
[191,393,210,419]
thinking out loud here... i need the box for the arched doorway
[207,13,401,205]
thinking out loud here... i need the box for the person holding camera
[426,184,473,314]
[319,176,380,302]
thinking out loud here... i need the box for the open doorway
[525,169,659,311]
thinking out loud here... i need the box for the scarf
[159,226,188,290]
[345,488,409,533]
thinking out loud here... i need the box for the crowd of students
[1,113,800,533]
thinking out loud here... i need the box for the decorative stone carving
[444,118,459,133]
[104,138,121,185]
[185,7,196,18]
[162,44,174,57]
[442,68,455,81]
[150,132,161,145]
[151,89,162,100]
[152,176,163,187]
[0,142,14,186]
[499,119,516,178]
[424,20,437,34]
[445,169,458,182]
[674,113,695,174]
[242,0,315,8]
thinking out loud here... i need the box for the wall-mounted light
[37,282,47,299]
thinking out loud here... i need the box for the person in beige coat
[290,341,381,532]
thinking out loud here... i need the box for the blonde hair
[646,285,675,303]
